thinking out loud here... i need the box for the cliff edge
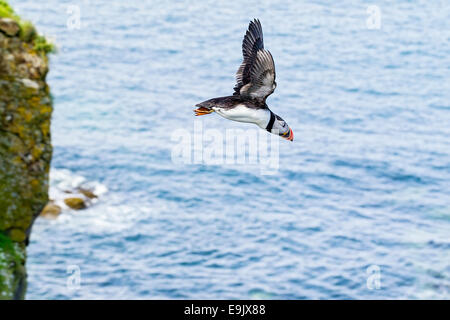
[0,1,53,299]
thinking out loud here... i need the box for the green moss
[0,0,55,54]
[0,232,26,300]
[18,20,36,42]
[34,35,55,54]
[0,232,21,263]
[0,1,14,19]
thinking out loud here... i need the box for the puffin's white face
[271,115,293,141]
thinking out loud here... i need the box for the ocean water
[10,0,450,299]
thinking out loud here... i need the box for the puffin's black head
[267,113,293,141]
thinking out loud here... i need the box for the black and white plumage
[194,19,293,141]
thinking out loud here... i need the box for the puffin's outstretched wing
[233,19,276,103]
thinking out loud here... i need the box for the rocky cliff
[0,1,53,299]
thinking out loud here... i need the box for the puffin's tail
[194,106,214,116]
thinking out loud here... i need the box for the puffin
[194,19,293,141]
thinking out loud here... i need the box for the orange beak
[283,128,294,141]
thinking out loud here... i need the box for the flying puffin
[194,19,293,141]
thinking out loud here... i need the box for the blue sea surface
[10,0,450,299]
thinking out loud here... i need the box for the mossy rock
[40,201,62,219]
[64,198,87,210]
[0,0,53,300]
[0,18,19,36]
[8,229,26,242]
[0,1,55,54]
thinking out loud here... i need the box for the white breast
[213,104,270,129]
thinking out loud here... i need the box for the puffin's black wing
[233,19,276,103]
[233,19,264,93]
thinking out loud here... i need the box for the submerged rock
[0,1,53,300]
[40,202,62,219]
[64,198,87,210]
[78,187,98,199]
[42,173,105,217]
